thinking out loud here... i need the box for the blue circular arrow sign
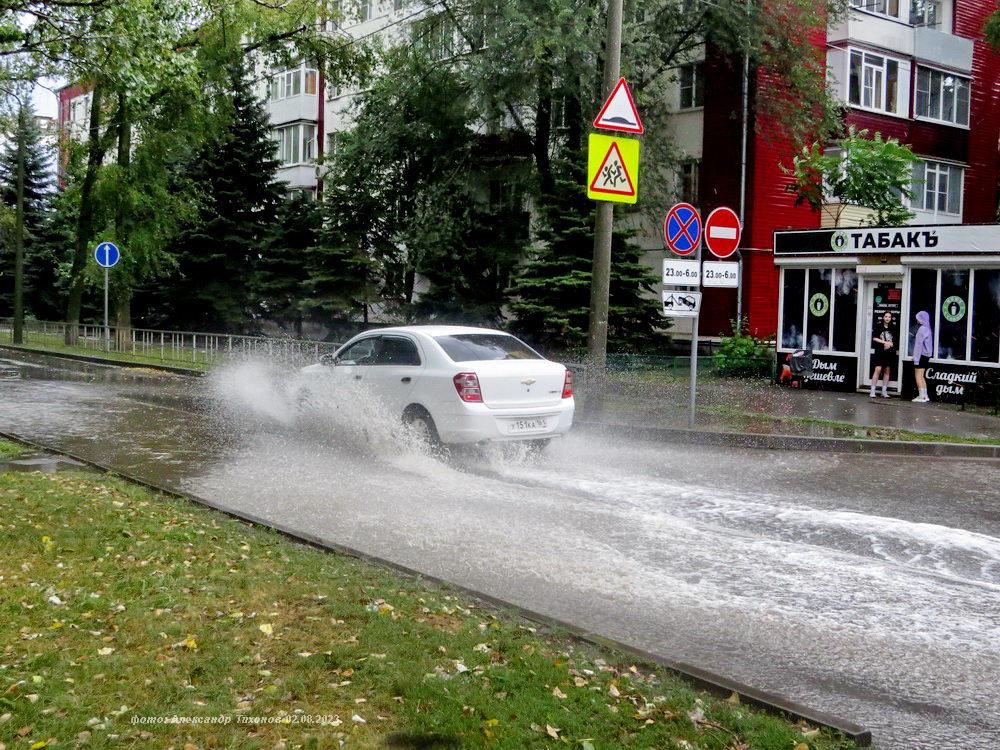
[94,242,121,268]
[664,203,702,256]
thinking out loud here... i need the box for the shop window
[848,50,899,114]
[937,269,969,360]
[972,270,1000,363]
[908,268,937,356]
[781,269,805,349]
[915,67,969,126]
[832,269,858,352]
[806,269,833,352]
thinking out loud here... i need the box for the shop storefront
[773,224,1000,403]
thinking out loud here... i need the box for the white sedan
[299,325,575,445]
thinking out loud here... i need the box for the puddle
[0,449,89,474]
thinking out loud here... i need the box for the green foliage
[985,9,1000,49]
[713,316,775,377]
[166,67,285,332]
[250,193,322,335]
[507,159,665,353]
[0,101,62,319]
[784,126,920,226]
[321,49,529,325]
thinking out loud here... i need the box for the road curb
[577,419,1000,458]
[0,344,205,377]
[0,428,872,747]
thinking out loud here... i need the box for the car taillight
[453,372,483,402]
[562,369,573,398]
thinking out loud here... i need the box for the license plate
[507,417,550,434]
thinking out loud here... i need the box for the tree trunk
[114,292,132,351]
[533,51,554,196]
[64,83,109,344]
[112,92,132,351]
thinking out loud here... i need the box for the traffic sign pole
[586,0,624,373]
[690,244,700,427]
[103,265,109,352]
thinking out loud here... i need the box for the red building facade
[695,0,1000,340]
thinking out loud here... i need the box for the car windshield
[434,334,542,362]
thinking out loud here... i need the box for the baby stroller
[779,349,813,388]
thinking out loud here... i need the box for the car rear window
[434,334,542,362]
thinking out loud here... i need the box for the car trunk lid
[470,360,567,409]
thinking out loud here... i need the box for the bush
[713,317,774,377]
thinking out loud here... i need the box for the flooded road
[2,353,999,750]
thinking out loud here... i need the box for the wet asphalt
[1,353,998,750]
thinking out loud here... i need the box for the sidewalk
[581,374,1000,443]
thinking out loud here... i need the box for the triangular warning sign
[589,141,636,196]
[593,78,643,134]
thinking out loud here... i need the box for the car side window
[335,336,382,365]
[375,337,421,366]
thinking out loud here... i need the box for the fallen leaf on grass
[545,724,561,739]
[258,624,273,636]
[726,691,741,704]
[793,745,809,750]
[16,725,33,737]
[97,647,115,656]
[351,714,366,724]
[573,677,587,687]
[552,687,567,699]
[608,684,621,698]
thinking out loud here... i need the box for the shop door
[861,280,903,390]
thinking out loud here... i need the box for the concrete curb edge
[577,420,1000,458]
[0,344,206,377]
[0,428,872,747]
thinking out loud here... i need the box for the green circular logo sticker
[942,295,966,323]
[809,292,830,317]
[831,231,849,251]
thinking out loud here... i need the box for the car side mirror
[319,353,336,366]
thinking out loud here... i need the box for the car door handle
[401,377,411,383]
[354,374,362,380]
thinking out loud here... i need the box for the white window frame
[910,0,941,26]
[848,49,902,115]
[850,0,900,19]
[910,159,964,216]
[268,65,319,101]
[359,0,372,22]
[914,65,970,127]
[678,63,703,110]
[273,123,317,167]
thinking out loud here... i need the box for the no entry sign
[664,203,701,256]
[704,206,742,258]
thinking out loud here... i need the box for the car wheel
[403,407,442,447]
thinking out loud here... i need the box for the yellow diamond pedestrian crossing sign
[587,133,639,204]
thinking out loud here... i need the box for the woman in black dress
[870,311,896,398]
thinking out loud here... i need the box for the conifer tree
[0,105,56,318]
[168,66,284,332]
[250,191,320,337]
[508,159,665,353]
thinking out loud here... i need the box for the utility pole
[586,0,624,372]
[13,104,25,346]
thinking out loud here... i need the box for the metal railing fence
[0,319,341,368]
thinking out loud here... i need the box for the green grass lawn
[0,441,857,750]
[1,331,211,370]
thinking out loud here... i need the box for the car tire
[403,407,442,448]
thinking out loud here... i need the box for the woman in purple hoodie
[911,310,933,402]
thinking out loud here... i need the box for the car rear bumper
[433,399,575,444]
